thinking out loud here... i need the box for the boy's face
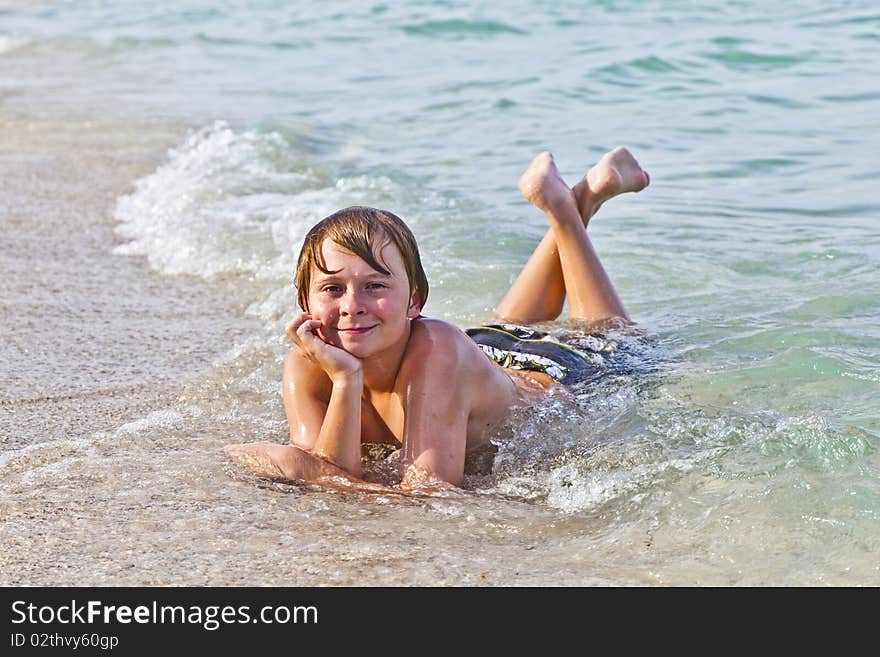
[307,237,420,359]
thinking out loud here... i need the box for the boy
[224,147,649,491]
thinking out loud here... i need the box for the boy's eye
[321,285,342,293]
[367,282,387,289]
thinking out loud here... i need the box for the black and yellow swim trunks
[466,324,603,385]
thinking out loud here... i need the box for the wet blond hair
[294,206,429,313]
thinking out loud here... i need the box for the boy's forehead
[317,236,404,273]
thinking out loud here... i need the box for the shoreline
[0,112,260,453]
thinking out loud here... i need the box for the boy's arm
[284,314,365,475]
[401,391,468,488]
[222,442,402,494]
[282,347,364,476]
[398,325,470,488]
[223,441,353,482]
[224,354,366,483]
[225,313,366,482]
[308,370,364,476]
[228,336,469,490]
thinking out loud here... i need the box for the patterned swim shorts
[465,324,602,385]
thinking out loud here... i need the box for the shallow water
[2,0,878,585]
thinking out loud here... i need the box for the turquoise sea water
[2,1,878,584]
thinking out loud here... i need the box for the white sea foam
[114,121,315,279]
[116,409,185,435]
[0,34,31,54]
[489,393,867,514]
[544,457,696,513]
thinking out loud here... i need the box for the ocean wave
[702,48,811,71]
[113,121,398,288]
[483,385,876,513]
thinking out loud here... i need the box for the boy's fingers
[296,319,322,337]
[286,315,317,346]
[295,321,327,355]
[285,313,312,336]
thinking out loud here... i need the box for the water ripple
[401,19,528,38]
[703,49,811,70]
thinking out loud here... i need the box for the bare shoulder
[404,317,513,395]
[407,317,485,366]
[408,316,467,342]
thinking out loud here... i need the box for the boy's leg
[495,148,648,324]
[494,228,567,323]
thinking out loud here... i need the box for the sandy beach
[0,114,258,450]
[0,114,280,585]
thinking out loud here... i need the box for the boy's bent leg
[494,230,566,323]
[494,148,648,324]
[518,151,631,323]
[493,154,580,323]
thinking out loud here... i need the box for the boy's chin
[340,343,374,358]
[336,337,375,357]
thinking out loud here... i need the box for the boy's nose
[339,291,366,316]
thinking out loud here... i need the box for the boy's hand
[285,313,363,385]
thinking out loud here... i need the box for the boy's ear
[406,290,422,319]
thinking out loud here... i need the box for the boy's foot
[518,151,578,217]
[572,146,649,224]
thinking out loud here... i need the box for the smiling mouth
[337,326,376,335]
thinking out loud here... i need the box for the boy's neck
[360,320,413,393]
